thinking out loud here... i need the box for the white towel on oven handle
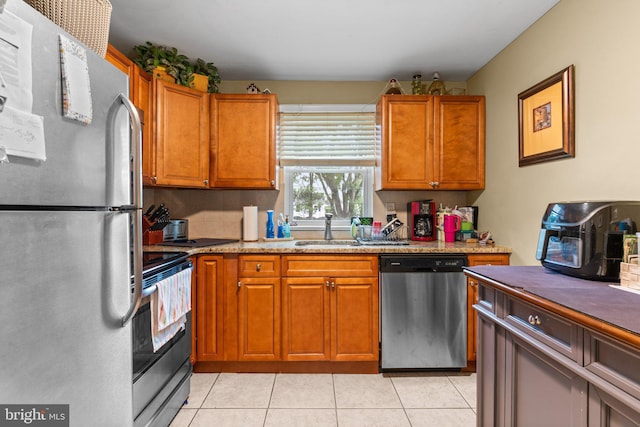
[150,267,193,352]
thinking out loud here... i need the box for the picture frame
[518,65,574,167]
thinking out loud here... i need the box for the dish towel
[150,267,193,352]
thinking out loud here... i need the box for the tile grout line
[262,373,278,427]
[446,374,473,410]
[332,374,339,426]
[389,376,414,426]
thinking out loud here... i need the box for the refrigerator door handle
[108,93,144,327]
[122,207,143,327]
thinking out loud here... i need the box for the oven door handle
[142,284,157,298]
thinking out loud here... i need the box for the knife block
[143,216,164,245]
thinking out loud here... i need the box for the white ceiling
[107,0,560,82]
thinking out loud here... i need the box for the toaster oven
[536,201,640,281]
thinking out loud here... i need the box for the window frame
[279,104,376,231]
[283,166,374,230]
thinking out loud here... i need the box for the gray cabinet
[504,331,587,426]
[474,280,640,427]
[589,384,640,427]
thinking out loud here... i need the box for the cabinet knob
[270,180,275,187]
[204,179,209,185]
[151,176,158,184]
[326,280,330,288]
[331,280,335,289]
[256,263,261,272]
[237,281,242,288]
[527,314,541,326]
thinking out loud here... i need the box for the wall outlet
[386,202,396,212]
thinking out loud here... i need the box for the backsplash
[144,188,467,241]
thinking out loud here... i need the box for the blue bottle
[266,210,275,238]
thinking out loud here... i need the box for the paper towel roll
[243,206,258,241]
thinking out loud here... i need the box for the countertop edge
[145,241,512,256]
[465,266,640,350]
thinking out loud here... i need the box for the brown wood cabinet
[237,255,281,361]
[196,255,224,362]
[210,94,278,189]
[105,45,155,186]
[376,94,485,190]
[132,67,155,186]
[281,255,379,362]
[154,79,210,188]
[466,253,510,368]
[105,44,134,96]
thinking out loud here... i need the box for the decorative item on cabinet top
[426,72,446,95]
[385,78,405,95]
[132,41,220,93]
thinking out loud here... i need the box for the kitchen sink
[294,240,359,246]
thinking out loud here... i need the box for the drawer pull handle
[256,263,261,272]
[528,314,541,326]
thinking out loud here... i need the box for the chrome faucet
[324,213,333,240]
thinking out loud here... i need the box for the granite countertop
[145,239,512,255]
[465,265,640,347]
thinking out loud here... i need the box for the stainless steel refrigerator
[0,1,142,425]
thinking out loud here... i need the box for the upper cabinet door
[433,96,485,190]
[376,94,485,191]
[105,44,134,97]
[132,67,155,186]
[210,94,278,189]
[376,95,435,190]
[154,79,210,188]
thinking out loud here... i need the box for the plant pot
[190,73,208,92]
[153,66,176,83]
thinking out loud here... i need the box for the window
[280,105,375,229]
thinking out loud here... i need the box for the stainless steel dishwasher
[380,254,468,370]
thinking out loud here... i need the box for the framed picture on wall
[518,65,575,167]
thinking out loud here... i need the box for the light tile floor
[170,372,476,427]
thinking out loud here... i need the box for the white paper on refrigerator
[0,10,33,112]
[59,35,92,124]
[0,105,45,160]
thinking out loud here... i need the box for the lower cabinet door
[281,277,331,361]
[196,255,223,362]
[332,277,379,361]
[505,332,587,426]
[237,277,280,361]
[588,384,640,426]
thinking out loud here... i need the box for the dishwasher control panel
[379,254,468,272]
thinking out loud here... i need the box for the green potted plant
[132,41,189,84]
[192,58,221,93]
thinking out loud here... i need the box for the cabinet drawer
[585,331,640,400]
[282,255,378,277]
[505,297,580,361]
[238,255,280,277]
[477,282,498,314]
[467,253,510,267]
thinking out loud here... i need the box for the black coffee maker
[408,200,436,241]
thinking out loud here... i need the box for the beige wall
[466,0,640,265]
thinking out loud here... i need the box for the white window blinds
[279,105,376,166]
